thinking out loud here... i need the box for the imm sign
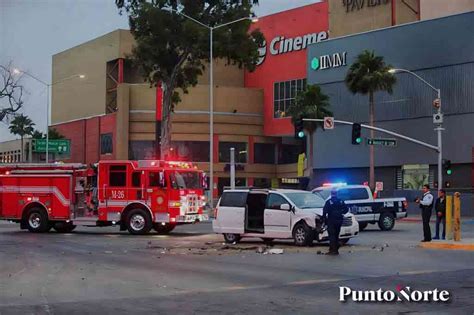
[311,52,348,71]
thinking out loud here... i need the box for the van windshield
[169,171,202,189]
[285,192,326,209]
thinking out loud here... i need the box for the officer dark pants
[327,221,342,253]
[422,208,432,241]
[435,215,446,239]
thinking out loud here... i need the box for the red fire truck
[0,160,208,235]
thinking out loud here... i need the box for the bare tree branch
[0,62,25,122]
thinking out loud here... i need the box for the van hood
[297,207,323,217]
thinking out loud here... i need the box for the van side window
[266,193,289,210]
[220,192,247,207]
[338,188,369,201]
[109,165,126,187]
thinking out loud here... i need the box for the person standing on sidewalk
[433,189,446,240]
[415,184,434,242]
[322,189,349,255]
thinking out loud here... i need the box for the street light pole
[389,68,443,192]
[12,69,85,163]
[162,7,256,208]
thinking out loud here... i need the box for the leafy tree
[287,84,332,178]
[0,63,24,122]
[32,130,44,139]
[9,114,35,162]
[345,50,396,190]
[116,0,264,157]
[48,127,65,140]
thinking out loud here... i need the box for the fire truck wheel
[153,223,175,234]
[25,208,50,233]
[126,209,152,235]
[53,222,76,233]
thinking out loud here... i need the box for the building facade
[49,0,473,197]
[307,12,474,191]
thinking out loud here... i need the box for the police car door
[339,188,374,222]
[264,193,292,238]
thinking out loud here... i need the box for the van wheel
[378,213,395,231]
[53,222,76,233]
[153,223,175,235]
[293,222,314,247]
[126,209,152,235]
[223,233,241,244]
[358,222,368,231]
[26,208,50,233]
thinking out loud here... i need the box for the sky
[0,0,319,142]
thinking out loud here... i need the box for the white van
[212,188,359,246]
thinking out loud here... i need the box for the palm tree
[9,114,35,162]
[345,50,396,190]
[287,84,332,178]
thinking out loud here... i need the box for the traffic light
[443,159,452,175]
[294,118,305,139]
[351,123,362,145]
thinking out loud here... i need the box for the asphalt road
[0,220,473,314]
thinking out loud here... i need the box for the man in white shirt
[415,184,434,242]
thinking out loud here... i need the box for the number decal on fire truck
[111,190,125,199]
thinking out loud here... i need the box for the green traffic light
[447,169,452,175]
[298,131,305,138]
[356,137,362,144]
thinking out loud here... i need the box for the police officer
[322,189,349,255]
[415,184,434,242]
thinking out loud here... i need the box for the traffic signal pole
[303,118,442,189]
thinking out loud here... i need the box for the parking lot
[0,219,473,314]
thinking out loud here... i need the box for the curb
[419,241,474,251]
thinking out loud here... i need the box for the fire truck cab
[0,160,208,235]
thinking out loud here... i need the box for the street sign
[323,117,334,130]
[32,139,70,154]
[367,138,397,147]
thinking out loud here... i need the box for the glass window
[100,133,113,154]
[254,178,271,188]
[169,171,202,189]
[149,172,163,187]
[338,188,369,201]
[129,141,155,160]
[285,192,325,209]
[254,143,275,164]
[219,142,247,163]
[273,78,306,118]
[266,193,289,210]
[109,165,126,187]
[313,189,330,200]
[218,177,246,196]
[132,172,141,187]
[278,144,303,164]
[170,141,210,162]
[219,191,247,207]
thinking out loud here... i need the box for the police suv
[312,185,407,231]
[212,188,359,246]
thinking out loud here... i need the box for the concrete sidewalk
[401,216,474,224]
[419,238,474,251]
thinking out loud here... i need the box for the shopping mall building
[50,0,473,197]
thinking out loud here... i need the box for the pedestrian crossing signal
[352,123,362,145]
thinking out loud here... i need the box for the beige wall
[420,0,474,20]
[52,30,128,124]
[329,0,418,38]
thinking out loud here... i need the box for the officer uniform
[322,193,349,255]
[419,190,434,242]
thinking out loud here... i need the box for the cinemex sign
[257,31,328,65]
